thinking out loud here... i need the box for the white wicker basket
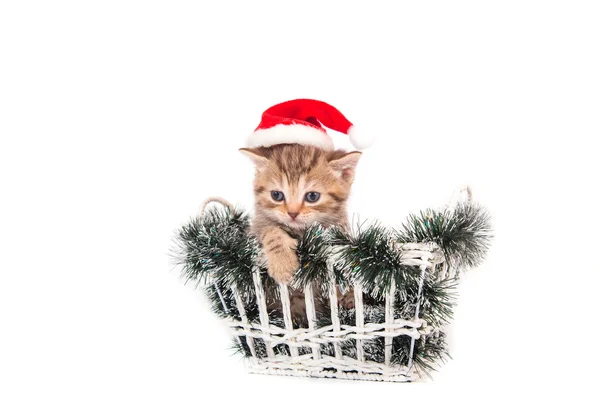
[192,186,481,382]
[209,240,453,382]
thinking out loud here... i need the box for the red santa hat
[246,99,373,151]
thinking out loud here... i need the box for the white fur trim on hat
[247,124,334,151]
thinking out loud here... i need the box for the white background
[1,1,599,399]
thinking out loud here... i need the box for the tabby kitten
[240,143,361,284]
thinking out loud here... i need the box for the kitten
[239,144,361,284]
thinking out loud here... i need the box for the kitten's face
[240,144,361,229]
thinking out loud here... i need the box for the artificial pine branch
[171,206,258,294]
[397,202,493,270]
[172,201,491,374]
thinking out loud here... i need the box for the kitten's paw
[290,291,307,323]
[266,237,299,284]
[338,288,355,309]
[267,252,300,284]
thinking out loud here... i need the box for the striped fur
[240,144,361,283]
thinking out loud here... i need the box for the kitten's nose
[288,212,299,220]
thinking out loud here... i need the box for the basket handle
[199,196,235,218]
[447,185,473,208]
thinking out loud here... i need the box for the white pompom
[348,126,375,150]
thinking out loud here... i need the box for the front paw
[266,239,299,284]
[338,288,355,309]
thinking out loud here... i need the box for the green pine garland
[397,202,492,271]
[171,201,492,375]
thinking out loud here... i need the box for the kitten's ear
[239,148,269,170]
[329,151,362,182]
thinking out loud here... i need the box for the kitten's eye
[305,192,321,203]
[271,191,285,201]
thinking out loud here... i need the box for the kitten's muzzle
[288,212,299,220]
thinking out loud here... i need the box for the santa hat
[246,99,373,151]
